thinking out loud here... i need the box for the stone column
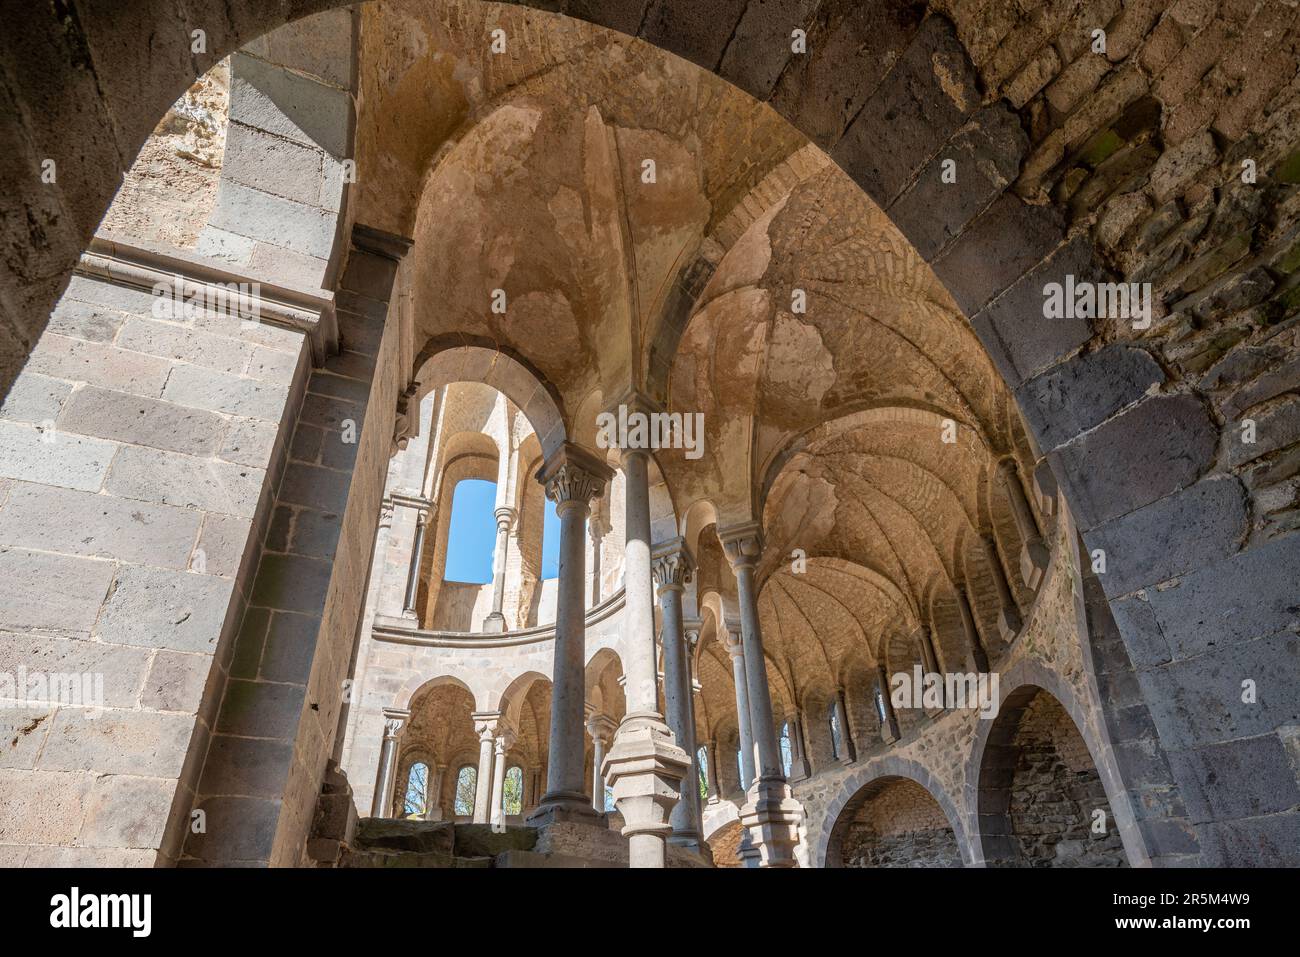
[998,457,1049,591]
[703,739,721,803]
[586,713,616,811]
[369,709,408,818]
[589,511,607,607]
[602,403,688,869]
[983,533,1023,643]
[956,583,991,673]
[489,729,515,828]
[833,688,856,764]
[915,625,947,711]
[482,506,518,632]
[530,443,614,826]
[724,628,755,791]
[472,712,500,825]
[877,666,901,741]
[402,505,429,617]
[719,521,801,868]
[684,625,705,842]
[653,538,703,851]
[424,763,447,821]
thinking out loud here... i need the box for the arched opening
[443,479,498,584]
[828,776,962,869]
[977,686,1127,868]
[453,766,477,818]
[402,761,429,819]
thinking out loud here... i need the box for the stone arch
[414,339,568,459]
[5,0,1298,868]
[817,758,971,869]
[491,670,553,727]
[394,673,478,713]
[970,672,1135,868]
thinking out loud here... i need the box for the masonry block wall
[0,260,310,865]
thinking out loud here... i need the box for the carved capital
[494,505,518,531]
[536,442,614,509]
[586,711,617,745]
[651,537,694,591]
[381,708,409,740]
[472,711,503,741]
[718,521,764,570]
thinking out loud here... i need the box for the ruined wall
[1007,691,1127,867]
[839,778,963,868]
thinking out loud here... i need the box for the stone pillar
[602,405,689,869]
[586,713,616,811]
[653,538,703,851]
[472,712,500,825]
[876,666,901,741]
[956,583,991,672]
[724,628,756,790]
[424,763,447,821]
[482,506,518,632]
[983,533,1023,643]
[402,505,429,617]
[589,511,607,607]
[915,625,947,711]
[369,709,408,818]
[530,443,614,826]
[786,711,810,781]
[719,521,801,868]
[998,457,1049,591]
[684,624,705,842]
[489,729,515,828]
[833,688,856,763]
[703,739,720,803]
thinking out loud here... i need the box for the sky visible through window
[444,479,559,583]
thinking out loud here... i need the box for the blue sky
[444,479,558,583]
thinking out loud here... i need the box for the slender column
[915,625,946,711]
[684,626,705,841]
[983,533,1023,643]
[530,443,613,825]
[402,505,429,616]
[589,511,607,607]
[877,666,901,741]
[586,713,615,811]
[998,457,1049,590]
[482,506,518,632]
[489,730,514,828]
[369,710,408,818]
[654,538,703,850]
[471,712,500,825]
[833,688,856,763]
[703,739,721,803]
[724,630,755,790]
[719,521,801,868]
[956,584,991,673]
[601,398,688,869]
[424,763,447,821]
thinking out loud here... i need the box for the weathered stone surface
[95,565,235,653]
[39,709,194,777]
[1048,394,1217,530]
[0,420,116,492]
[0,548,116,637]
[60,386,226,456]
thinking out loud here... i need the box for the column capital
[996,454,1022,478]
[472,710,504,741]
[536,442,614,509]
[586,712,618,744]
[493,730,516,754]
[494,505,518,530]
[381,708,410,739]
[718,521,764,570]
[723,622,745,660]
[651,537,695,592]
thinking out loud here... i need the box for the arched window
[779,722,792,776]
[541,496,559,581]
[829,705,843,760]
[874,684,888,725]
[604,785,615,813]
[444,479,498,583]
[504,766,523,816]
[403,761,429,817]
[696,745,709,800]
[453,765,477,817]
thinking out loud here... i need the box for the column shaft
[402,510,427,615]
[473,726,495,824]
[735,562,782,780]
[956,585,990,673]
[658,570,700,847]
[727,637,756,790]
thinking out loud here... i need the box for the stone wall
[1006,691,1127,867]
[839,778,963,868]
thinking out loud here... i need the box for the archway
[976,685,1127,868]
[829,776,962,868]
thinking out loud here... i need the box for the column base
[602,713,689,867]
[526,792,606,827]
[738,776,803,868]
[481,612,507,633]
